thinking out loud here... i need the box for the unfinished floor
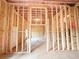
[0,42,79,59]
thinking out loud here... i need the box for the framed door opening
[28,6,50,52]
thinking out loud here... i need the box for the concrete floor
[0,42,79,59]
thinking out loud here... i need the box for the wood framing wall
[0,0,28,54]
[0,0,79,54]
[51,6,79,51]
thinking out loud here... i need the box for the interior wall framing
[0,0,79,54]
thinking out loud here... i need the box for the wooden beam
[6,4,10,53]
[68,7,74,50]
[74,7,79,50]
[31,24,45,26]
[64,6,70,50]
[10,5,14,52]
[56,6,60,50]
[45,8,50,51]
[51,7,55,51]
[30,6,46,9]
[28,8,32,53]
[16,6,19,52]
[8,1,78,6]
[2,2,7,53]
[26,9,29,53]
[60,6,65,50]
[21,6,24,52]
[76,7,79,50]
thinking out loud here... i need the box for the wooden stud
[16,6,19,52]
[13,6,27,53]
[21,6,24,52]
[6,4,10,53]
[68,7,74,50]
[76,7,79,50]
[28,8,32,53]
[45,8,50,51]
[60,6,65,50]
[60,6,63,50]
[10,5,14,52]
[26,10,29,53]
[51,7,55,51]
[74,7,79,50]
[26,8,29,53]
[2,2,7,52]
[56,6,60,50]
[64,6,70,50]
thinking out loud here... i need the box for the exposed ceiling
[6,0,79,22]
[6,0,79,3]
